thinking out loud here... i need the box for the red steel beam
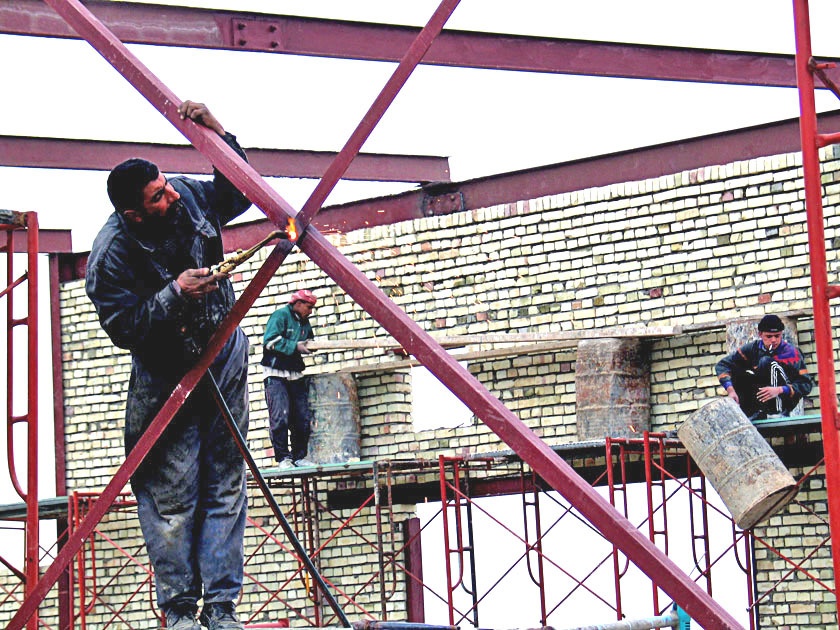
[9,2,744,629]
[0,135,450,183]
[245,108,840,237]
[1,0,835,88]
[0,227,72,255]
[57,107,839,279]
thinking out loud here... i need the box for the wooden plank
[307,326,682,352]
[335,341,578,374]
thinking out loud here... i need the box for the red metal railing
[0,210,39,630]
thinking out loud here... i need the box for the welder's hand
[756,386,783,403]
[178,100,225,136]
[176,268,224,299]
[296,341,312,355]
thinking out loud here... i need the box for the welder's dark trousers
[125,329,249,612]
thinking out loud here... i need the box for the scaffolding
[0,210,39,630]
[5,429,828,629]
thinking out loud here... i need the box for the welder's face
[140,173,181,218]
[759,330,783,351]
[124,173,181,226]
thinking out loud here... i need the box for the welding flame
[287,217,298,242]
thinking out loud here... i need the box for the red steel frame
[0,211,39,630]
[22,1,840,628]
[8,0,743,627]
[792,0,840,622]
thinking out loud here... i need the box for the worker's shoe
[277,457,295,470]
[200,602,244,630]
[164,605,202,630]
[294,458,316,467]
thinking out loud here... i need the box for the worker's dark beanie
[758,314,784,333]
[107,158,159,212]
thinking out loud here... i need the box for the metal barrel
[576,338,651,440]
[677,397,798,529]
[307,373,362,464]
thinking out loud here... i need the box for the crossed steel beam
[10,1,744,629]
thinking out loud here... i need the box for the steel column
[790,0,840,620]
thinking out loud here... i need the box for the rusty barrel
[677,397,798,529]
[307,373,362,465]
[576,338,651,440]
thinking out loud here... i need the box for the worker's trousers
[127,329,250,613]
[264,375,312,463]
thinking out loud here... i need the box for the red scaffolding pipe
[1,211,40,630]
[791,0,840,620]
[10,1,744,629]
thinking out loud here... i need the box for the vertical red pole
[606,439,623,622]
[25,212,39,630]
[643,434,660,613]
[791,0,840,616]
[438,456,455,626]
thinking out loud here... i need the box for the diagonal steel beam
[11,2,743,630]
[0,135,451,182]
[1,0,836,89]
[9,0,461,628]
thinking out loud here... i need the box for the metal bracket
[231,19,284,51]
[422,191,465,217]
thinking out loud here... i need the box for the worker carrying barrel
[714,314,813,421]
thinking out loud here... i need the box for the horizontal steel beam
[2,0,835,88]
[278,109,840,233]
[0,135,450,182]
[0,226,73,254]
[57,108,839,278]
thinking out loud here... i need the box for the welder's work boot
[200,602,244,630]
[164,606,203,630]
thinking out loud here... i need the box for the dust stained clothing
[715,339,813,419]
[85,133,252,611]
[261,304,314,462]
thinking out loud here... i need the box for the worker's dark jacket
[715,339,813,416]
[85,133,252,451]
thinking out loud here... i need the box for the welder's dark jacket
[85,133,251,449]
